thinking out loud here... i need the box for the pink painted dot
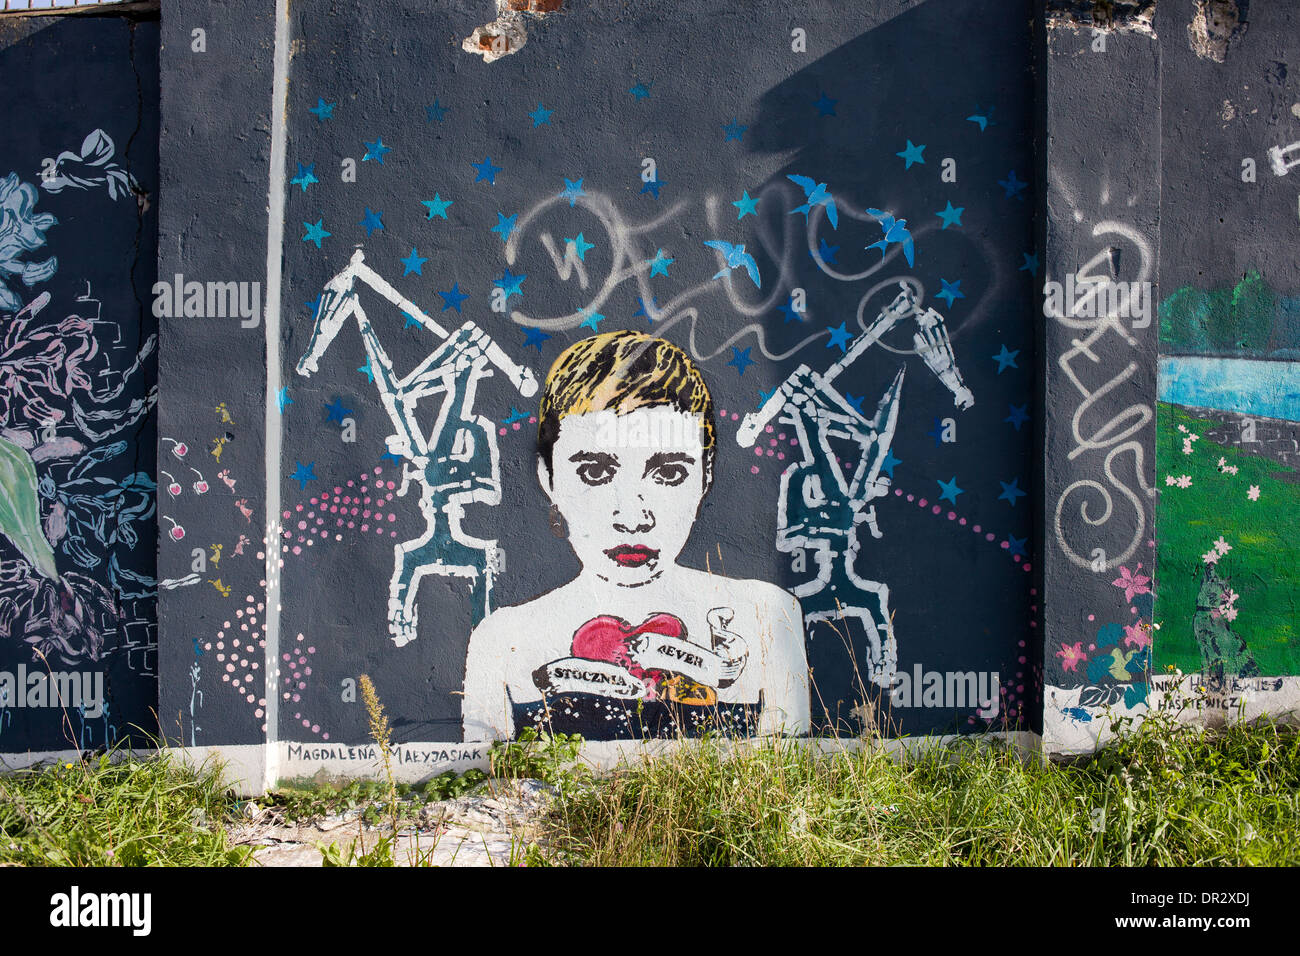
[894,489,902,496]
[363,497,371,504]
[777,453,785,461]
[336,518,344,527]
[1013,554,1022,562]
[932,505,941,514]
[226,663,235,673]
[310,498,318,505]
[373,467,382,475]
[391,530,398,537]
[330,505,338,513]
[766,449,774,457]
[918,498,928,507]
[947,511,956,520]
[1001,541,1009,550]
[765,425,774,433]
[292,546,301,555]
[282,510,291,520]
[322,733,330,740]
[376,527,383,535]
[216,653,225,662]
[959,517,967,526]
[361,524,369,532]
[719,409,728,417]
[295,505,303,512]
[499,428,507,436]
[386,481,396,490]
[1023,564,1031,572]
[204,642,212,651]
[769,438,777,447]
[754,448,763,457]
[307,646,315,653]
[986,533,995,541]
[302,719,310,728]
[778,433,786,440]
[257,552,265,560]
[751,465,760,474]
[297,520,306,530]
[296,535,304,543]
[1130,606,1137,614]
[1018,656,1026,664]
[385,492,393,501]
[512,422,521,431]
[255,708,264,718]
[388,513,396,522]
[333,487,342,494]
[731,413,740,421]
[348,521,355,529]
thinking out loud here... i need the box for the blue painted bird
[786,174,839,229]
[703,240,762,289]
[865,208,915,267]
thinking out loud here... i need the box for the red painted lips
[604,544,659,568]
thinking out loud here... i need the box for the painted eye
[651,464,689,486]
[576,462,615,486]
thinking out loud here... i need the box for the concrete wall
[0,8,159,761]
[1043,0,1300,750]
[2,0,1295,787]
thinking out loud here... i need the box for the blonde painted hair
[537,330,716,485]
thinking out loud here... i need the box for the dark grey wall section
[0,11,159,755]
[1041,25,1160,710]
[156,0,275,748]
[262,0,1039,749]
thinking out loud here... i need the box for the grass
[0,750,251,867]
[2,705,1297,866]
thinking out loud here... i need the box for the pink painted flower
[1122,623,1151,650]
[1112,563,1151,602]
[1056,641,1087,672]
[1202,549,1220,565]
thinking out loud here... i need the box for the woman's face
[541,405,709,588]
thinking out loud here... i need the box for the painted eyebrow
[643,451,695,475]
[569,451,620,466]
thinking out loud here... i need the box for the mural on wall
[0,76,159,754]
[145,0,1038,757]
[1155,272,1300,681]
[463,330,808,740]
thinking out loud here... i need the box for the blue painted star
[362,138,390,164]
[305,295,321,316]
[422,194,452,219]
[565,233,595,260]
[640,177,665,199]
[935,201,964,229]
[1019,252,1039,276]
[403,311,421,330]
[936,278,965,307]
[880,449,902,478]
[937,476,963,504]
[357,357,375,383]
[634,296,659,322]
[629,81,653,99]
[926,416,946,447]
[813,91,837,116]
[559,178,587,207]
[728,347,755,376]
[302,218,330,248]
[778,295,803,323]
[324,397,353,424]
[999,169,1027,199]
[896,140,926,168]
[425,99,449,123]
[291,461,317,490]
[826,322,852,353]
[471,156,503,185]
[290,162,318,192]
[992,345,1019,373]
[647,249,674,277]
[843,393,866,414]
[722,118,748,141]
[998,478,1026,506]
[1004,404,1029,430]
[494,269,526,300]
[813,238,839,264]
[309,98,336,122]
[491,212,518,243]
[1006,534,1028,558]
[503,407,530,425]
[400,248,428,276]
[438,283,469,312]
[579,309,606,332]
[358,207,384,236]
[529,103,554,127]
[758,387,777,406]
[276,387,293,413]
[733,190,759,219]
[522,328,551,353]
[381,450,403,466]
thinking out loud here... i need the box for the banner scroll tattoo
[1047,221,1157,571]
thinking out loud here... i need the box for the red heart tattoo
[571,612,687,696]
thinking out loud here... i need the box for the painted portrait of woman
[462,330,809,741]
